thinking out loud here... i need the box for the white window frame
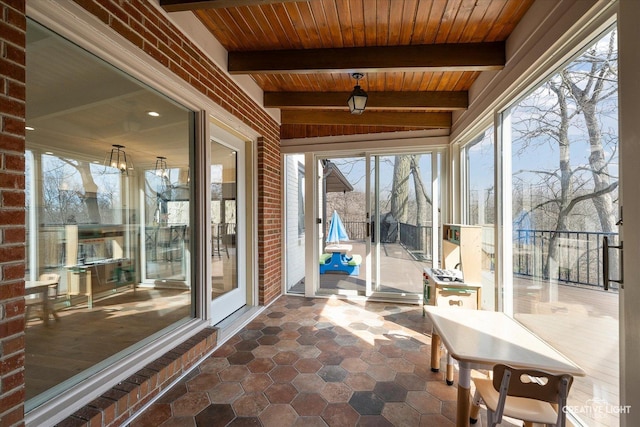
[452,2,618,318]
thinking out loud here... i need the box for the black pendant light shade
[347,73,368,115]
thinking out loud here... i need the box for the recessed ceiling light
[147,111,160,117]
[45,151,53,155]
[26,126,35,131]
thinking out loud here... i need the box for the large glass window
[502,28,619,426]
[25,20,194,409]
[463,127,496,310]
[284,154,306,294]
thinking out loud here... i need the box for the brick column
[257,136,282,305]
[0,0,27,425]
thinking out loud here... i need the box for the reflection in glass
[24,19,193,409]
[145,165,190,282]
[211,143,238,300]
[373,154,433,294]
[505,28,619,427]
[464,128,496,310]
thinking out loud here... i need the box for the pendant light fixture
[347,72,368,115]
[107,144,132,175]
[154,156,170,197]
[154,156,168,177]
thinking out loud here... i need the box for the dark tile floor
[131,295,473,426]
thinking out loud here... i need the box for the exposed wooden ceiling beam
[160,0,307,12]
[281,111,452,127]
[265,91,468,110]
[229,42,504,74]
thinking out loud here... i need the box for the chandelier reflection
[154,156,168,177]
[107,144,132,175]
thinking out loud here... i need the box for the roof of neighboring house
[324,161,353,193]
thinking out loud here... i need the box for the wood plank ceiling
[160,0,534,140]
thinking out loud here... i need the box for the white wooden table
[424,306,585,427]
[324,243,352,253]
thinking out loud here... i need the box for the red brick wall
[0,0,26,424]
[70,0,282,305]
[257,136,283,305]
[0,0,282,424]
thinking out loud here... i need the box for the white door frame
[208,122,248,325]
[307,148,447,301]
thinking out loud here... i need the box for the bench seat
[319,252,361,275]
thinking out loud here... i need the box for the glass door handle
[602,236,623,291]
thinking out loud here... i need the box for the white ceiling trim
[281,129,450,154]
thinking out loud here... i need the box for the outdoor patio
[317,241,428,295]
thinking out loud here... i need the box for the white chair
[26,273,61,322]
[39,273,60,297]
[470,364,573,427]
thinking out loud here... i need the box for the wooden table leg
[456,362,472,427]
[87,270,93,309]
[47,299,60,322]
[42,289,50,326]
[469,390,481,424]
[46,283,60,322]
[430,332,441,372]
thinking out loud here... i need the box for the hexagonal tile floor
[131,295,514,427]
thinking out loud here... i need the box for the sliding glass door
[317,156,368,295]
[370,153,439,296]
[315,151,441,299]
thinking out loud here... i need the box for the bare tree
[71,160,101,223]
[512,29,618,278]
[390,155,411,224]
[42,157,119,225]
[42,160,84,224]
[562,29,618,233]
[410,155,432,251]
[326,155,433,246]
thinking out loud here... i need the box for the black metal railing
[325,221,618,290]
[328,220,433,261]
[341,221,370,240]
[398,223,433,261]
[513,229,619,290]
